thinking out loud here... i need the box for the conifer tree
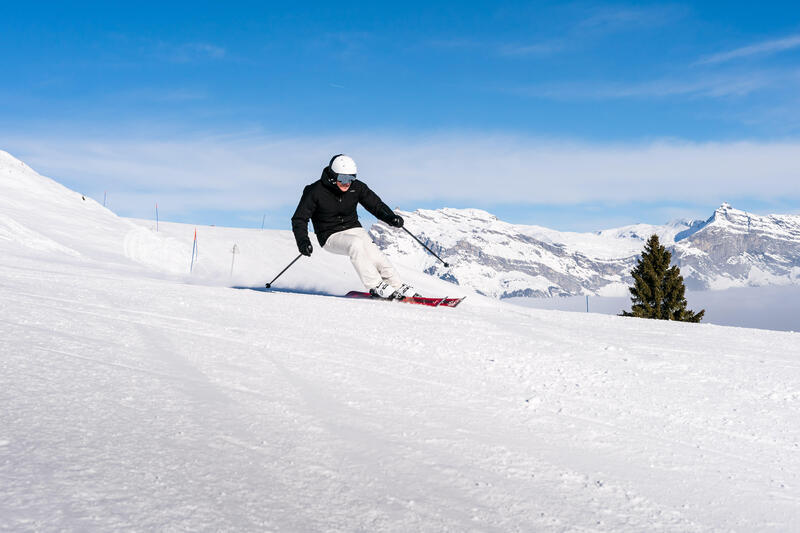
[621,234,704,322]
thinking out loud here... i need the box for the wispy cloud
[576,4,688,32]
[103,33,228,64]
[151,41,227,63]
[733,95,800,133]
[115,88,209,103]
[697,34,800,65]
[3,131,800,222]
[497,41,564,57]
[506,71,780,100]
[428,5,683,60]
[427,38,562,58]
[426,38,480,50]
[310,31,374,61]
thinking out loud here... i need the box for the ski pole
[265,254,303,289]
[402,226,450,267]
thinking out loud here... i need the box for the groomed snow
[2,151,800,531]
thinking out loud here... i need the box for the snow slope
[0,150,473,300]
[2,151,800,531]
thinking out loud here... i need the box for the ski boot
[392,283,422,299]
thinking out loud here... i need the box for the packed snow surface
[2,150,800,531]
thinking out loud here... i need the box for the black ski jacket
[291,167,396,248]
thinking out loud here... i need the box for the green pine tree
[621,234,705,322]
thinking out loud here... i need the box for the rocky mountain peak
[372,205,800,298]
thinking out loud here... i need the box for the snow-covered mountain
[672,202,800,290]
[370,204,800,298]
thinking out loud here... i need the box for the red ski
[345,291,465,308]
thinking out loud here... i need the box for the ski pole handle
[402,226,450,267]
[265,254,303,288]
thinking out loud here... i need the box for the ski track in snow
[2,254,800,532]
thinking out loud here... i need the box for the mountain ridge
[370,203,800,298]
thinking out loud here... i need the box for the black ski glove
[298,240,313,256]
[389,215,404,228]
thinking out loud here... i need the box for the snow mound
[0,150,146,268]
[0,213,82,257]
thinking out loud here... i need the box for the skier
[291,154,420,299]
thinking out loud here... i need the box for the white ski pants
[323,227,402,290]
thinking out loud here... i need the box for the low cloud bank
[511,285,800,333]
[4,132,800,218]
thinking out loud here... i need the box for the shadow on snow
[230,286,343,298]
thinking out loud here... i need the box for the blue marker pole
[190,228,197,272]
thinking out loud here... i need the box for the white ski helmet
[330,154,357,175]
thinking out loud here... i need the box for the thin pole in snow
[230,244,239,276]
[265,254,303,289]
[190,228,198,272]
[103,191,107,207]
[586,295,589,313]
[156,202,159,232]
[261,214,266,230]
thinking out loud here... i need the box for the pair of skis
[344,291,465,308]
[266,227,460,308]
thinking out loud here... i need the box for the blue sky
[2,1,800,231]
